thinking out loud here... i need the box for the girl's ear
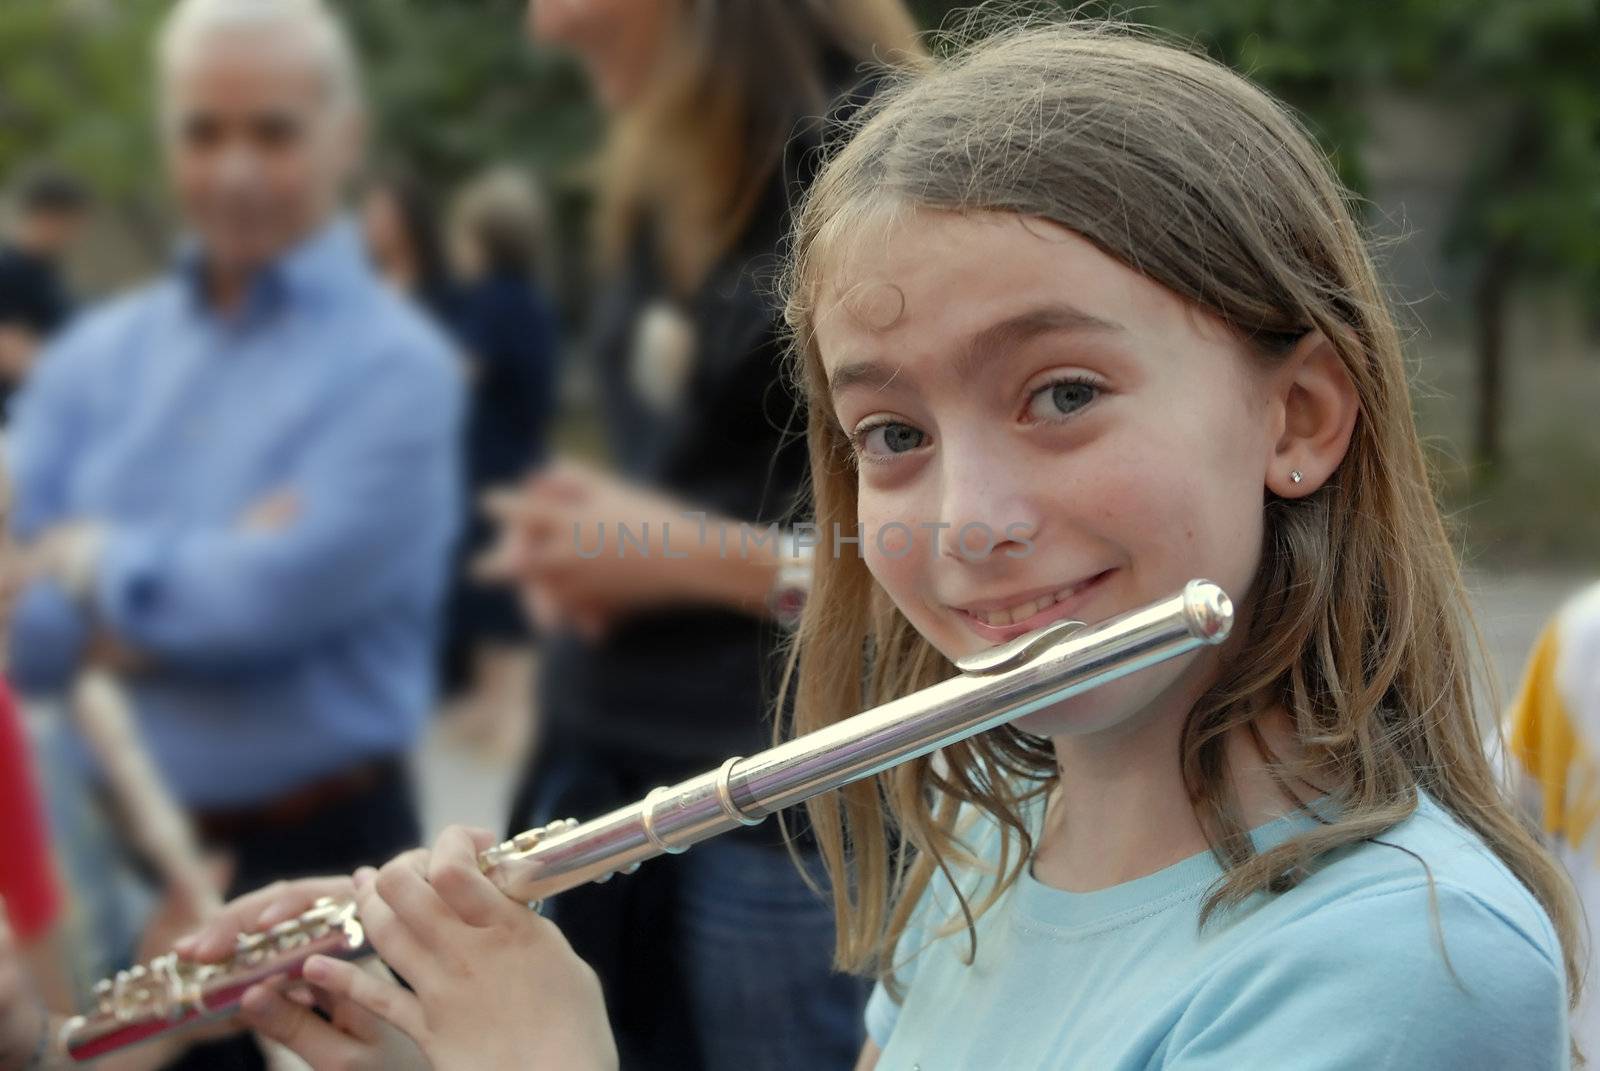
[1266,330,1358,498]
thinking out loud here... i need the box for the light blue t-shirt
[866,793,1569,1069]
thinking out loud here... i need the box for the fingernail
[353,866,377,890]
[241,985,268,1011]
[303,956,329,982]
[173,935,196,955]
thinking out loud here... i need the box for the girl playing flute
[185,17,1576,1071]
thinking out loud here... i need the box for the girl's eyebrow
[828,302,1125,397]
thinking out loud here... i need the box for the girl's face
[816,210,1281,738]
[526,0,677,112]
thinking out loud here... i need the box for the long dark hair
[363,166,451,299]
[595,0,926,295]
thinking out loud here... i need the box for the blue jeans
[25,706,151,996]
[675,836,868,1071]
[518,738,867,1070]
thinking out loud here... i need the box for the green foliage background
[2,0,1595,563]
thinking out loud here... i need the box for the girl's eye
[1026,377,1101,422]
[855,421,927,460]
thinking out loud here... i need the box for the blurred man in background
[0,168,90,416]
[3,1,461,1064]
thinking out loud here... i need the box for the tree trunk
[1472,239,1516,472]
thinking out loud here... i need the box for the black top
[537,68,879,772]
[540,201,806,767]
[455,272,560,482]
[0,244,74,418]
[434,273,560,666]
[0,244,72,336]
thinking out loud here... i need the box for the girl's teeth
[978,581,1090,627]
[984,594,1047,626]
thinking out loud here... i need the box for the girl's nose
[937,459,1042,563]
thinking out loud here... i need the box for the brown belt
[193,757,402,843]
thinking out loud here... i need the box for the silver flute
[63,580,1232,1061]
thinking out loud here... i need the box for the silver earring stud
[1290,470,1303,484]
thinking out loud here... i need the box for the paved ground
[418,570,1596,839]
[418,725,520,841]
[1466,571,1591,699]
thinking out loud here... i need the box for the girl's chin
[1008,652,1201,740]
[1013,693,1136,739]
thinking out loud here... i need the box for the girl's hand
[176,874,357,963]
[238,966,428,1071]
[299,825,617,1071]
[172,873,424,1070]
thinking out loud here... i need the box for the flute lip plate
[955,617,1086,676]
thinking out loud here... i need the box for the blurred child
[1505,580,1600,1059]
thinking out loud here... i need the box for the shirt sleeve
[1163,882,1569,1070]
[6,582,92,697]
[1505,619,1590,843]
[91,342,464,670]
[0,684,61,941]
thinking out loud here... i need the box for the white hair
[158,0,365,112]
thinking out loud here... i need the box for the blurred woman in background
[492,2,926,1068]
[361,166,559,739]
[443,167,560,749]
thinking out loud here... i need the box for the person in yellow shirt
[1504,580,1600,1058]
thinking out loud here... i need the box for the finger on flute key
[301,954,428,1051]
[176,874,355,962]
[352,869,435,982]
[427,826,506,929]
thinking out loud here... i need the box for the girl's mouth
[951,569,1117,644]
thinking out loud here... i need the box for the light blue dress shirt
[6,218,464,807]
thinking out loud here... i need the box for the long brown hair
[779,15,1584,1039]
[594,0,925,295]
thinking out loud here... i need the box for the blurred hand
[297,826,616,1071]
[238,489,301,533]
[0,904,48,1071]
[22,521,104,598]
[0,325,40,384]
[0,535,23,652]
[3,901,209,1071]
[83,630,151,675]
[5,522,152,673]
[477,458,730,639]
